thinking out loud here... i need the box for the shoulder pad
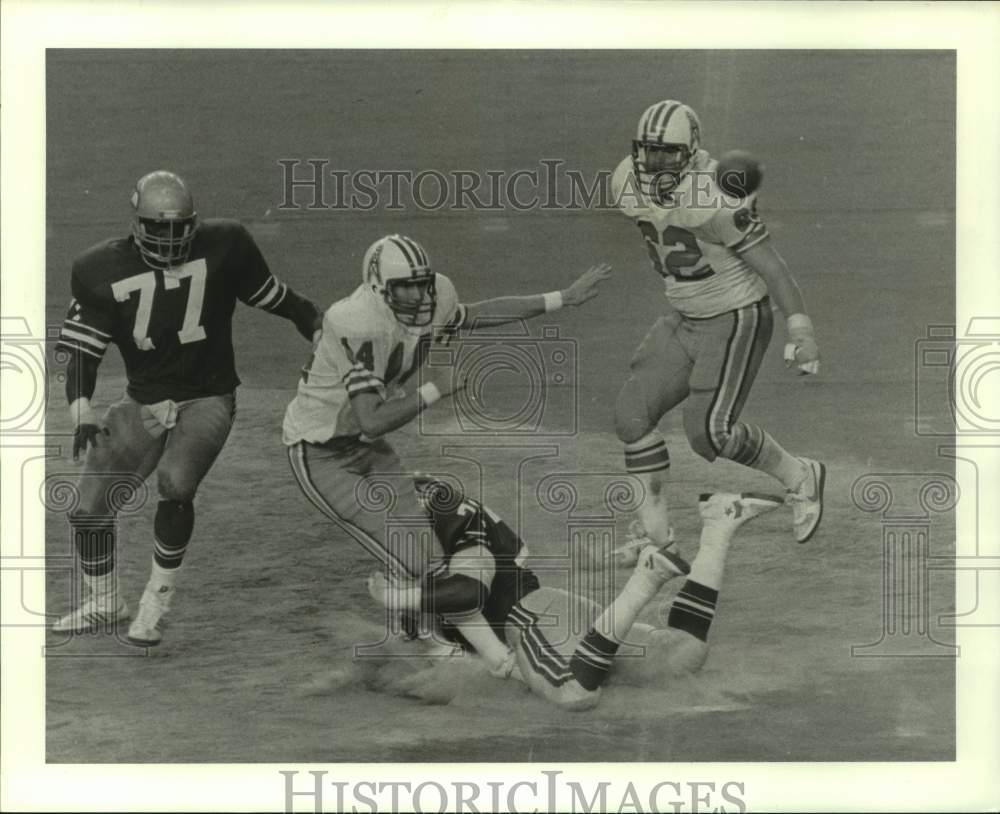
[610,156,647,218]
[325,287,388,339]
[433,273,459,323]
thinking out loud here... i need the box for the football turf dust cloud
[296,611,791,715]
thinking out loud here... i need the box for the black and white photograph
[1,2,998,812]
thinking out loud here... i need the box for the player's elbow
[350,397,388,439]
[429,573,488,616]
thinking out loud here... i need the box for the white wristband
[786,313,814,335]
[418,382,442,408]
[69,397,97,427]
[543,291,564,313]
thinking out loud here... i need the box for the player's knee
[614,384,653,444]
[156,467,199,502]
[664,636,710,676]
[685,428,718,462]
[556,682,602,711]
[682,408,719,462]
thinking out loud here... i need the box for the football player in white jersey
[283,234,611,581]
[610,100,825,553]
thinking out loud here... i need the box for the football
[716,150,763,197]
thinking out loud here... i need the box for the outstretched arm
[462,262,612,330]
[741,238,819,374]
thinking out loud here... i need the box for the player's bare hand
[562,263,613,307]
[72,423,107,461]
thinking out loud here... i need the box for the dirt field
[43,51,955,762]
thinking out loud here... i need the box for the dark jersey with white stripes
[56,219,290,404]
[429,494,541,643]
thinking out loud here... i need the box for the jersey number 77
[110,259,208,350]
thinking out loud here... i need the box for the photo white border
[2,1,998,811]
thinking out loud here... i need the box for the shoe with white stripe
[698,492,785,528]
[126,589,172,647]
[609,519,676,568]
[52,595,130,633]
[785,458,826,543]
[636,544,691,583]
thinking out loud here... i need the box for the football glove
[783,313,820,375]
[69,398,107,460]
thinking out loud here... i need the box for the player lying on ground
[283,234,611,584]
[368,476,784,710]
[53,170,322,646]
[610,99,825,552]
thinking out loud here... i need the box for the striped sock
[71,512,117,595]
[624,431,670,475]
[726,423,804,489]
[667,580,719,642]
[624,431,673,545]
[152,500,194,570]
[569,629,621,691]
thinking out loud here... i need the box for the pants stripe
[705,302,760,455]
[287,443,414,578]
[509,603,574,686]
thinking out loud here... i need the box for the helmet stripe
[650,101,681,142]
[388,235,424,275]
[403,235,429,269]
[388,235,430,275]
[640,102,667,139]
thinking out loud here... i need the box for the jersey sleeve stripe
[60,327,109,350]
[261,282,288,311]
[252,278,282,308]
[247,276,275,304]
[730,226,769,255]
[346,376,383,392]
[64,320,111,340]
[347,383,383,398]
[55,339,105,360]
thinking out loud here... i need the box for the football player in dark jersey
[53,170,322,646]
[369,477,784,709]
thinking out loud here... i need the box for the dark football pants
[75,392,235,515]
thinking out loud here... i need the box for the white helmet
[631,100,702,199]
[362,234,436,327]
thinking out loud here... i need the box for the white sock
[688,523,735,591]
[752,433,806,489]
[596,574,660,643]
[84,569,119,601]
[145,560,180,606]
[635,469,673,545]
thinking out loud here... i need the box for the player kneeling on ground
[368,477,783,710]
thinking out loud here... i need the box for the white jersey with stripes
[611,150,770,318]
[282,273,464,445]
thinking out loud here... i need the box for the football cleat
[632,100,702,199]
[785,458,826,543]
[51,596,130,633]
[636,544,691,582]
[698,492,785,528]
[608,519,676,568]
[362,234,436,328]
[130,170,198,271]
[125,589,172,647]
